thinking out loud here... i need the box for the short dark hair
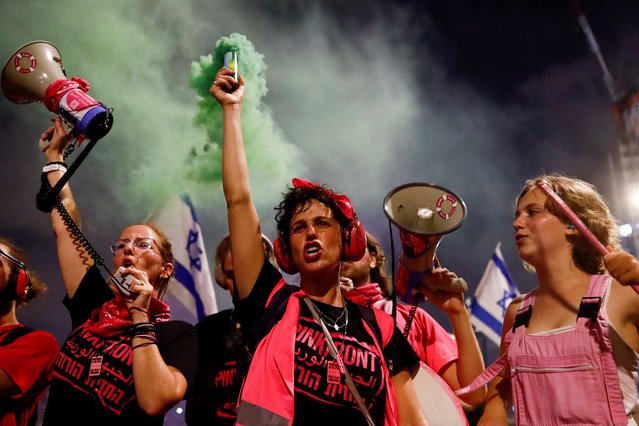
[275,184,353,257]
[365,232,392,297]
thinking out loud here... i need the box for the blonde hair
[516,174,621,274]
[213,234,277,287]
[133,223,174,299]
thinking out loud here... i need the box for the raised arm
[604,247,639,287]
[603,247,639,351]
[41,118,93,298]
[422,267,486,405]
[210,68,265,300]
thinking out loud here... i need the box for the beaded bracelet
[132,341,157,351]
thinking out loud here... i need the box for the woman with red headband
[210,67,427,425]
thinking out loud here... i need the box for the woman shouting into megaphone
[37,117,197,426]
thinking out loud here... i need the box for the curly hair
[274,184,353,257]
[516,174,621,275]
[0,238,45,306]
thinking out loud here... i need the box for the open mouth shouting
[121,257,135,268]
[303,241,322,262]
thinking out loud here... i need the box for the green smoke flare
[186,33,304,207]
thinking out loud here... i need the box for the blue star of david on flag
[470,243,520,346]
[148,194,218,321]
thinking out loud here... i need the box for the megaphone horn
[1,40,113,142]
[383,182,468,304]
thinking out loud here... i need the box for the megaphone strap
[36,137,100,212]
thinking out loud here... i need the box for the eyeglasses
[109,238,157,255]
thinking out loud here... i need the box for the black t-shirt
[293,300,418,426]
[186,261,282,426]
[250,263,420,426]
[43,265,197,426]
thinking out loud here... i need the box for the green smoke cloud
[0,1,305,227]
[186,32,304,203]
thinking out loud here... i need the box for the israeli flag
[470,243,519,346]
[148,194,217,320]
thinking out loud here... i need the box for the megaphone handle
[37,137,99,212]
[431,255,469,292]
[39,120,74,152]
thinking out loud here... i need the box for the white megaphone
[383,182,467,304]
[1,41,113,143]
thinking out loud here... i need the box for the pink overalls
[458,275,629,425]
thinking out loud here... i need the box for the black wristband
[129,322,157,337]
[46,161,68,167]
[36,174,54,213]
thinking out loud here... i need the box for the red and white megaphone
[1,41,113,143]
[383,182,468,304]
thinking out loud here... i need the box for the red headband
[292,178,355,220]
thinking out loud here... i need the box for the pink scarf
[342,282,385,307]
[85,295,171,337]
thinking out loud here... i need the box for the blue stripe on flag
[180,194,198,223]
[492,252,517,294]
[174,260,206,319]
[471,298,503,336]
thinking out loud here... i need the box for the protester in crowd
[477,174,639,425]
[186,234,277,425]
[38,117,197,425]
[341,231,486,406]
[0,238,59,426]
[211,66,427,425]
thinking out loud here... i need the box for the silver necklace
[313,301,348,331]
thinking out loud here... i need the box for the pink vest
[458,275,628,425]
[236,288,399,426]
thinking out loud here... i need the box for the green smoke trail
[186,33,304,210]
[0,1,305,226]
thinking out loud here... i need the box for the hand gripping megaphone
[383,182,468,304]
[1,41,113,143]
